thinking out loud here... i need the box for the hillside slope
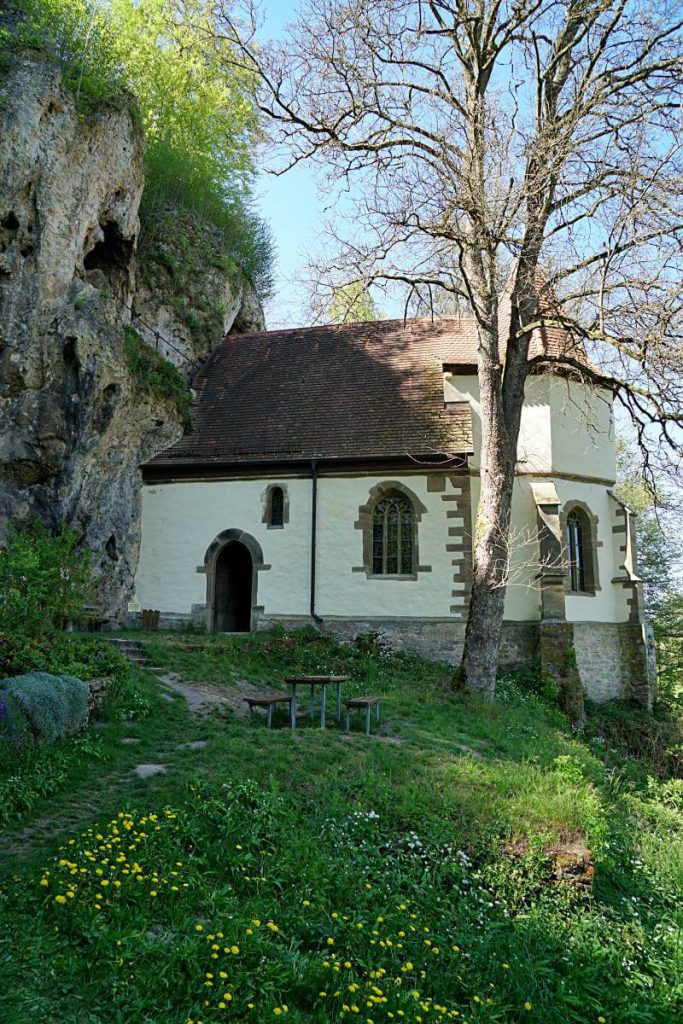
[0,631,682,1023]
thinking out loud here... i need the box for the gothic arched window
[566,508,587,592]
[268,486,284,528]
[372,493,415,575]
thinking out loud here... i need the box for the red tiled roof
[146,312,588,469]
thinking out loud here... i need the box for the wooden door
[213,542,253,632]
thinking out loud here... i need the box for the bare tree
[207,0,683,695]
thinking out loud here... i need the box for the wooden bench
[243,694,294,729]
[343,696,381,735]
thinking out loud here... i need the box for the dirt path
[0,673,220,860]
[153,669,273,719]
[0,668,277,861]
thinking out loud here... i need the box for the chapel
[130,314,656,705]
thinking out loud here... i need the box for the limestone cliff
[0,55,264,620]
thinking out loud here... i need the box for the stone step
[105,637,149,667]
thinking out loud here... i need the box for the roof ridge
[226,314,478,343]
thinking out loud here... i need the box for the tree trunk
[454,266,520,695]
[456,359,516,695]
[455,263,538,696]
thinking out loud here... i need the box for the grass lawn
[1,628,683,1024]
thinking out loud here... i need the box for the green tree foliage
[328,281,381,324]
[615,450,683,696]
[110,0,256,197]
[655,594,683,698]
[0,523,94,643]
[614,450,677,617]
[123,326,193,427]
[9,0,272,296]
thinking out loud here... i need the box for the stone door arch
[199,529,270,633]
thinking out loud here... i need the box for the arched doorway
[213,541,253,632]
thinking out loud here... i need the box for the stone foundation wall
[574,621,656,707]
[256,614,537,671]
[127,608,654,705]
[573,623,628,703]
[539,622,585,724]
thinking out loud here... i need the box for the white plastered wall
[315,474,455,618]
[555,479,630,623]
[132,472,458,620]
[132,477,313,616]
[133,378,627,625]
[548,377,615,479]
[448,372,626,623]
[444,373,614,478]
[487,478,629,623]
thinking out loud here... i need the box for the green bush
[586,697,683,777]
[0,689,31,745]
[0,631,129,680]
[140,144,274,301]
[40,634,129,682]
[0,672,89,742]
[123,326,193,426]
[0,522,94,642]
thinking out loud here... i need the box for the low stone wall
[260,616,651,704]
[573,622,627,703]
[574,621,656,707]
[257,614,537,671]
[128,608,654,706]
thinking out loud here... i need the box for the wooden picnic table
[283,675,351,729]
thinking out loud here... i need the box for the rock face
[0,56,264,620]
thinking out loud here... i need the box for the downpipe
[310,460,323,626]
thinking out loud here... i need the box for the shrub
[0,631,129,680]
[0,690,31,745]
[43,634,129,682]
[123,326,193,426]
[0,522,94,642]
[586,697,683,776]
[0,672,89,742]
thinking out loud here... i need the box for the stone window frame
[560,500,601,596]
[261,483,290,529]
[353,481,431,580]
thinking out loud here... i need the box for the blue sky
[256,0,324,328]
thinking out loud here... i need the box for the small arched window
[566,508,587,592]
[268,486,284,528]
[372,493,414,575]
